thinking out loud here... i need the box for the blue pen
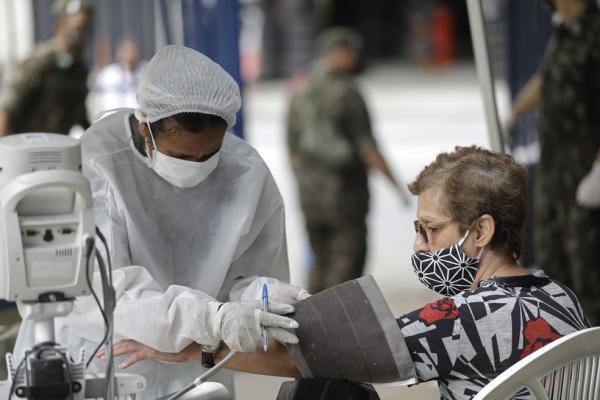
[262,283,269,352]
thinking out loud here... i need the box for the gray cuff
[286,275,417,384]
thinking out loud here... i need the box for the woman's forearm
[109,338,301,378]
[215,340,301,378]
[510,74,542,121]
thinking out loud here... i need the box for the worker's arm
[343,86,411,205]
[70,266,223,353]
[506,74,543,133]
[0,110,10,136]
[103,338,301,378]
[360,146,411,205]
[216,342,300,378]
[361,146,399,188]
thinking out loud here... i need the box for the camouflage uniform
[535,1,600,324]
[287,68,377,293]
[0,39,89,134]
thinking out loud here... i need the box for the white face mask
[151,150,220,188]
[140,114,220,188]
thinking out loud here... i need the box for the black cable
[93,228,116,399]
[84,241,110,368]
[94,250,117,399]
[94,250,110,314]
[94,227,113,287]
[8,354,26,400]
[58,350,74,400]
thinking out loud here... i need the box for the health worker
[57,45,306,397]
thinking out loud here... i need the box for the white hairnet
[137,45,241,128]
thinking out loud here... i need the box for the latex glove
[241,277,311,305]
[213,301,299,352]
[576,162,600,209]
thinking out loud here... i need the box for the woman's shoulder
[460,275,589,328]
[398,275,575,329]
[472,274,580,302]
[220,133,273,178]
[81,110,133,161]
[462,275,553,299]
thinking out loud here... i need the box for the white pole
[466,0,504,152]
[0,0,34,79]
[14,0,34,62]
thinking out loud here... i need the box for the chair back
[473,327,600,400]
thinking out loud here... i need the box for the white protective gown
[57,110,290,398]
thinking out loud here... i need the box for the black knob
[43,229,54,242]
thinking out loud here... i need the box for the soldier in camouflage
[508,0,600,323]
[287,27,409,293]
[0,0,93,136]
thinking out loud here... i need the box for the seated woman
[102,146,589,400]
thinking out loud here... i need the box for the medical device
[0,133,232,400]
[286,275,416,384]
[0,133,145,399]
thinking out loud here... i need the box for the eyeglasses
[413,218,454,243]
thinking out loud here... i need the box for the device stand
[17,301,73,344]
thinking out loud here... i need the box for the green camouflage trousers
[306,218,368,294]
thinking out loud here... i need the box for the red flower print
[520,318,561,359]
[418,298,460,325]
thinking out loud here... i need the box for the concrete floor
[235,63,507,399]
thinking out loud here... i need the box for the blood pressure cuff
[276,378,380,400]
[286,275,417,384]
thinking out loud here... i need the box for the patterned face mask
[411,230,483,296]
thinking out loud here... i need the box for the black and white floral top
[397,275,589,400]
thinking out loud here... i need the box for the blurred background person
[506,0,600,324]
[286,27,410,294]
[92,37,145,113]
[0,0,93,136]
[0,0,93,379]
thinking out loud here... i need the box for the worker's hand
[0,110,11,136]
[214,301,299,353]
[97,340,200,369]
[241,277,310,305]
[576,161,600,209]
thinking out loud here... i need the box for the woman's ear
[474,214,495,248]
[138,122,150,139]
[138,122,155,155]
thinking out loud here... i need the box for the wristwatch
[201,343,220,368]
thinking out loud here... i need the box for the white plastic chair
[473,327,600,400]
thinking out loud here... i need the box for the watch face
[202,351,215,368]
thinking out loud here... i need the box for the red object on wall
[431,4,455,66]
